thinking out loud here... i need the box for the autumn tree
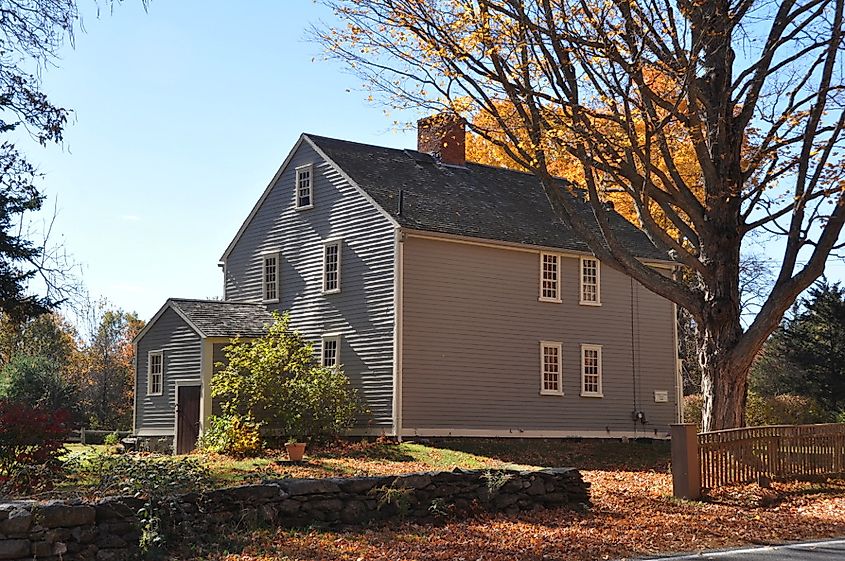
[318,0,845,429]
[74,301,143,428]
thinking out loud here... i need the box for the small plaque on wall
[654,390,669,403]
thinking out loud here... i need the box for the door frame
[174,382,202,454]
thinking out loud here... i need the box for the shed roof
[167,299,274,338]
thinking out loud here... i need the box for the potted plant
[285,436,307,462]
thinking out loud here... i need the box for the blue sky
[19,1,418,320]
[15,1,845,322]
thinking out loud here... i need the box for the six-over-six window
[321,334,341,367]
[322,239,342,293]
[262,253,279,302]
[540,341,563,395]
[147,351,163,396]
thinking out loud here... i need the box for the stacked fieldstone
[0,467,589,560]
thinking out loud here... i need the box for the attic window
[295,164,314,209]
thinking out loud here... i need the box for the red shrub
[0,401,71,474]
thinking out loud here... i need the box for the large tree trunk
[698,326,748,431]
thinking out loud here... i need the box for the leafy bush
[197,414,263,457]
[837,410,845,424]
[103,431,120,446]
[212,312,313,423]
[212,312,365,445]
[746,393,834,426]
[0,401,70,492]
[283,366,362,443]
[682,394,703,427]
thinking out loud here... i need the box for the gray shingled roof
[169,299,275,338]
[307,134,670,261]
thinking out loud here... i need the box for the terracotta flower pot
[286,442,306,462]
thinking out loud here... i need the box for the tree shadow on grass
[315,442,417,463]
[424,437,671,472]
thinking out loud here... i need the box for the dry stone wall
[0,467,589,560]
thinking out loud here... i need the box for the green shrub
[282,366,363,443]
[682,394,703,428]
[197,414,263,457]
[211,313,365,444]
[837,411,845,424]
[746,393,834,426]
[103,431,120,446]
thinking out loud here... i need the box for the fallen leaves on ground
[176,471,845,561]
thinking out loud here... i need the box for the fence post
[80,427,86,445]
[671,423,701,499]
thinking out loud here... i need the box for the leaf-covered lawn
[168,439,845,561]
[177,471,845,561]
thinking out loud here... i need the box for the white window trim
[580,343,604,398]
[321,238,342,295]
[538,252,562,303]
[579,256,602,306]
[295,163,314,210]
[321,333,342,367]
[539,340,564,396]
[261,251,280,303]
[147,350,164,396]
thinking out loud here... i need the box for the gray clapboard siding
[400,235,677,436]
[135,308,202,434]
[223,140,396,429]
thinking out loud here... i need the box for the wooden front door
[176,385,201,454]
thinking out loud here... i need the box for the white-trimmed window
[147,351,163,396]
[539,252,561,302]
[322,239,342,294]
[581,344,603,397]
[539,341,563,395]
[295,164,314,209]
[580,257,601,305]
[262,253,280,303]
[321,334,341,367]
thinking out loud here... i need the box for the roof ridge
[168,297,265,306]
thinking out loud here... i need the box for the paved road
[641,539,845,560]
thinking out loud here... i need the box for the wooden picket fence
[697,423,845,489]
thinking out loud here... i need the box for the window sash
[147,351,163,396]
[263,254,279,302]
[581,345,603,397]
[580,257,601,305]
[539,341,563,395]
[322,240,341,293]
[296,165,313,209]
[539,253,561,302]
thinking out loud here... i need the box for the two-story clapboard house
[133,115,681,454]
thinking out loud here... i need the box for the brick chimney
[417,113,466,166]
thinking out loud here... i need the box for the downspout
[391,227,405,440]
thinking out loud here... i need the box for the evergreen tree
[751,281,845,414]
